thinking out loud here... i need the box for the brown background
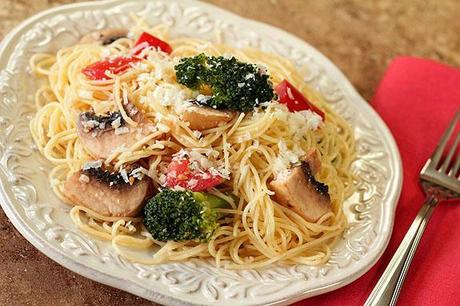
[0,0,459,305]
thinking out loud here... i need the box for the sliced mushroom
[77,105,157,159]
[80,28,128,46]
[181,105,234,130]
[269,149,331,222]
[64,167,151,217]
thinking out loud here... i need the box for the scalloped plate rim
[0,0,402,305]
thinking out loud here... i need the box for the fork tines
[421,110,460,194]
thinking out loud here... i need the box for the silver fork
[365,111,460,306]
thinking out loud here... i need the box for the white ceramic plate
[0,0,402,305]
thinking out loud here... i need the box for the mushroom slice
[269,149,331,222]
[64,166,151,217]
[77,106,156,159]
[80,28,128,45]
[181,105,234,130]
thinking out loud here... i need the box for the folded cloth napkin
[296,57,460,306]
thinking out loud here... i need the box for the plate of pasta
[0,0,402,305]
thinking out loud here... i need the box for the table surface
[1,0,459,305]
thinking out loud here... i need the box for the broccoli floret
[143,189,229,242]
[175,53,274,112]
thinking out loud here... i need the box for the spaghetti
[29,21,355,269]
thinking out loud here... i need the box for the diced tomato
[275,79,325,120]
[166,159,223,192]
[133,32,172,55]
[82,56,140,80]
[166,159,191,189]
[191,173,223,192]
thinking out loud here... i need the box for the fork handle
[364,194,439,306]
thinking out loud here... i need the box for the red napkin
[296,57,460,306]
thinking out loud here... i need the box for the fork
[365,111,460,306]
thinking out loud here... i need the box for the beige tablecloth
[0,0,459,305]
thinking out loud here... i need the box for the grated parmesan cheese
[187,179,198,189]
[209,166,230,180]
[120,168,129,183]
[153,84,185,106]
[272,104,323,137]
[83,160,102,170]
[172,185,186,191]
[111,117,122,129]
[245,73,255,80]
[131,167,148,180]
[170,149,229,180]
[259,101,272,108]
[189,150,213,169]
[196,94,211,104]
[299,110,322,130]
[114,126,130,135]
[175,99,193,114]
[81,120,100,132]
[272,140,306,180]
[158,173,167,186]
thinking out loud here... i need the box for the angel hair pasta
[29,19,355,269]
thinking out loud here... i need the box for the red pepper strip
[166,159,223,192]
[82,32,171,80]
[275,79,325,119]
[82,56,141,80]
[133,32,173,55]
